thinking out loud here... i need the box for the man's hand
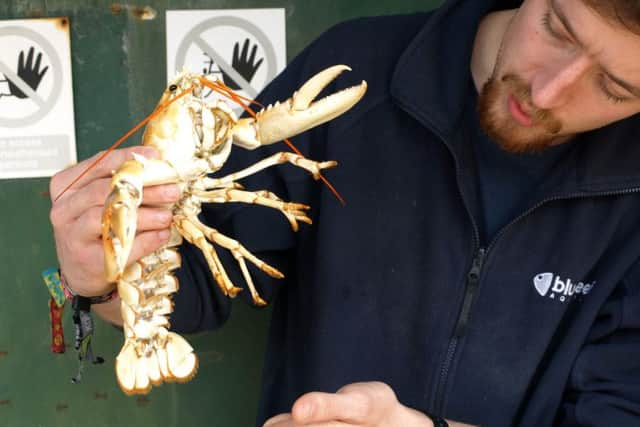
[48,146,181,322]
[263,382,435,427]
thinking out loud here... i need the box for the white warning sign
[166,9,286,112]
[0,18,76,179]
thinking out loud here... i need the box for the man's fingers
[263,413,347,427]
[126,229,172,265]
[142,184,181,205]
[292,391,368,425]
[266,382,401,426]
[51,179,179,227]
[291,382,397,425]
[50,146,159,199]
[263,414,293,427]
[74,206,173,240]
[136,208,174,231]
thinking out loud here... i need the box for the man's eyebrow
[602,66,640,98]
[550,0,640,98]
[550,0,585,47]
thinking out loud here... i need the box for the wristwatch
[426,413,449,427]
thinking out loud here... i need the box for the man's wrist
[91,297,124,327]
[59,270,118,304]
[424,412,449,427]
[396,404,442,427]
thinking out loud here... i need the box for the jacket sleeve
[555,270,640,426]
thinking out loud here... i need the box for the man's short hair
[582,1,640,35]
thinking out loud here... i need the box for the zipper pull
[454,248,487,338]
[467,248,486,283]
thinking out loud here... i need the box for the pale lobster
[66,65,366,394]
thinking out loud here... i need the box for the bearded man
[50,1,640,425]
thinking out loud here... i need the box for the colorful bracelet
[42,267,108,382]
[42,268,66,353]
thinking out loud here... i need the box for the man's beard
[477,74,563,153]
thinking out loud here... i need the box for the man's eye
[541,12,557,37]
[598,75,628,104]
[541,11,567,42]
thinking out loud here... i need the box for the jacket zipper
[433,247,486,412]
[432,187,640,414]
[454,248,486,337]
[431,130,482,413]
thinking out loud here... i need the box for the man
[49,0,640,425]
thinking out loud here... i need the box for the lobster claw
[102,159,144,282]
[103,154,187,283]
[232,65,367,149]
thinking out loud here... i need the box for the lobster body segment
[103,65,367,394]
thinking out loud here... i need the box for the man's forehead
[577,0,640,36]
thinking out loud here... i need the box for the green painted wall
[0,1,442,426]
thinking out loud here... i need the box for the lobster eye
[169,84,178,92]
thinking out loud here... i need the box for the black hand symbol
[7,47,49,99]
[221,38,264,90]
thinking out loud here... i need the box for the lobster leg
[202,152,337,190]
[175,215,284,306]
[174,216,243,299]
[198,222,285,306]
[193,188,311,231]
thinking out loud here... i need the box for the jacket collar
[390,0,640,195]
[390,0,499,139]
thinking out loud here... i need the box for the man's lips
[507,94,534,126]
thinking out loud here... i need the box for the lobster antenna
[199,77,345,206]
[54,87,194,202]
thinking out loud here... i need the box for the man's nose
[530,54,591,109]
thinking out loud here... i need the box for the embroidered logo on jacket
[533,273,595,302]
